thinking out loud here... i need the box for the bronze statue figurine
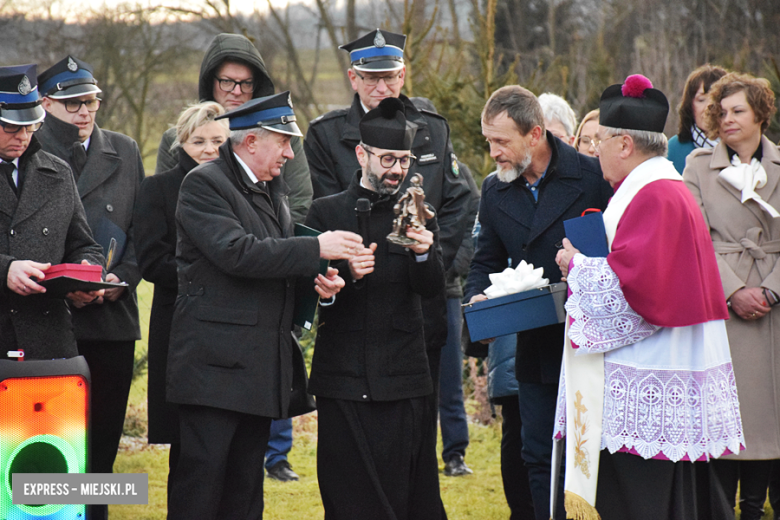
[387,173,435,246]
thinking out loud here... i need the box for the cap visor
[0,105,46,125]
[46,83,102,99]
[262,122,302,137]
[353,60,404,72]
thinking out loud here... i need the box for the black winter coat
[305,94,472,350]
[305,172,445,401]
[167,141,321,418]
[133,149,196,442]
[464,133,613,384]
[0,137,104,358]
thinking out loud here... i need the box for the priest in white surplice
[553,75,745,520]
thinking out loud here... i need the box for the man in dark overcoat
[36,57,143,520]
[305,97,446,519]
[155,31,312,482]
[464,85,612,520]
[304,27,474,475]
[166,92,361,519]
[0,63,104,360]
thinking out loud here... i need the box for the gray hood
[198,33,275,102]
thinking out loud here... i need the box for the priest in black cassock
[305,97,446,519]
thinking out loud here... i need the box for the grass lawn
[112,393,511,519]
[110,281,511,519]
[109,281,769,519]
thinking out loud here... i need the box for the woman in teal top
[668,64,727,173]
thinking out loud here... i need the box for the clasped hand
[730,287,772,321]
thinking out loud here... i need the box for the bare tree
[80,5,196,160]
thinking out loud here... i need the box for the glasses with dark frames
[1,121,43,134]
[216,77,255,93]
[362,146,416,169]
[56,98,101,113]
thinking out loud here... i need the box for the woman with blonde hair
[683,72,780,520]
[133,101,229,500]
[574,109,599,157]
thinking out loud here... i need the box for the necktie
[0,162,17,195]
[72,142,87,179]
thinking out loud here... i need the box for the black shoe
[266,460,300,482]
[443,454,473,477]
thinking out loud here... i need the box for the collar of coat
[704,134,780,218]
[217,139,291,200]
[39,111,87,153]
[709,134,780,171]
[341,93,428,145]
[494,131,577,192]
[38,114,123,199]
[175,147,200,177]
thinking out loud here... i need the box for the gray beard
[367,163,403,196]
[496,150,532,183]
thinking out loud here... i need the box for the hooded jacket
[154,33,312,223]
[196,33,274,102]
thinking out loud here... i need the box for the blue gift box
[463,283,567,342]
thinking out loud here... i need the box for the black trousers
[711,458,776,520]
[317,396,443,520]
[595,451,733,520]
[167,405,271,520]
[79,339,135,520]
[497,395,535,519]
[768,461,780,520]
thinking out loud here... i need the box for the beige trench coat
[683,135,780,460]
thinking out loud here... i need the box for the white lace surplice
[554,255,744,462]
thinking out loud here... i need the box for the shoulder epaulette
[309,107,349,126]
[417,109,447,122]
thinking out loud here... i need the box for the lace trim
[602,361,744,461]
[566,256,660,353]
[553,359,566,440]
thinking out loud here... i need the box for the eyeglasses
[353,70,402,87]
[362,146,416,169]
[590,134,621,152]
[57,98,101,113]
[216,77,255,94]
[1,121,43,134]
[577,135,593,149]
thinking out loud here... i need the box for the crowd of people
[0,26,779,520]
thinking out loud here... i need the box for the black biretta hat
[216,91,302,136]
[340,29,406,72]
[599,74,669,133]
[359,98,417,150]
[38,56,102,99]
[0,64,45,125]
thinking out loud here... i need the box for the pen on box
[106,237,117,272]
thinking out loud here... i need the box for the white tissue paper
[483,260,549,299]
